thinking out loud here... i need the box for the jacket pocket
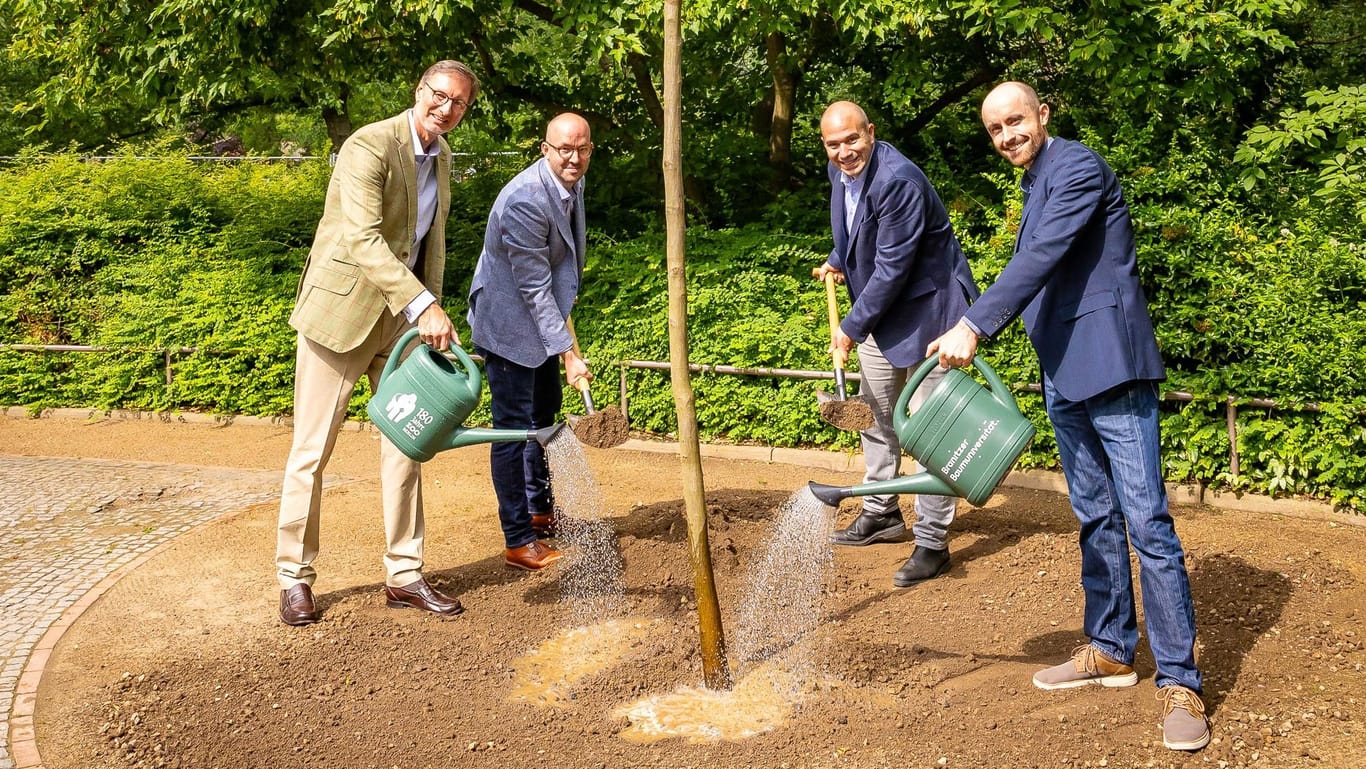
[908,276,937,300]
[1067,289,1117,321]
[307,263,359,296]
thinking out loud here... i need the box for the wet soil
[6,417,1366,769]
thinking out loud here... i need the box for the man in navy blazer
[816,101,979,587]
[468,113,593,572]
[928,82,1208,751]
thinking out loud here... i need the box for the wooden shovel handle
[564,316,594,406]
[824,272,848,370]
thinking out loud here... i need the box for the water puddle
[613,655,808,743]
[510,618,665,707]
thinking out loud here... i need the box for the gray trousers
[856,336,958,550]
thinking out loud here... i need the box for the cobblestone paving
[0,455,283,769]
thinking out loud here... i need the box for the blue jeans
[480,348,562,549]
[1044,376,1201,692]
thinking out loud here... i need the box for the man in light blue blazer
[468,113,592,571]
[928,82,1208,752]
[816,101,979,587]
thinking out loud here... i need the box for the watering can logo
[367,328,562,462]
[808,356,1035,507]
[383,392,418,422]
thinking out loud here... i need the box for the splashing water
[730,485,838,683]
[544,428,626,623]
[614,486,838,742]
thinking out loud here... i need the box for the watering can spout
[533,424,565,447]
[443,423,566,451]
[807,481,853,507]
[809,474,956,506]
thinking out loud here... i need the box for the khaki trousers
[275,313,424,589]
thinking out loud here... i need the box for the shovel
[816,272,876,431]
[563,316,630,449]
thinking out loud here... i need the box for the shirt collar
[1020,136,1055,193]
[406,110,441,158]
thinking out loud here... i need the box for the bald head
[820,101,876,179]
[821,101,870,133]
[980,81,1050,169]
[542,112,592,189]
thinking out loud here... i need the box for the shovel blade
[817,390,876,432]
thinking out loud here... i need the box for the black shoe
[829,510,907,546]
[893,546,950,586]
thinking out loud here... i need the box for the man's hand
[830,326,855,366]
[562,349,591,389]
[812,261,845,284]
[926,319,979,369]
[416,304,458,351]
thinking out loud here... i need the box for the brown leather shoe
[384,577,464,617]
[505,540,564,571]
[531,510,557,537]
[279,583,319,626]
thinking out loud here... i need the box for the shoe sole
[384,599,464,616]
[1032,671,1139,690]
[891,558,950,587]
[830,522,907,547]
[1162,731,1211,751]
[279,614,319,627]
[504,558,562,571]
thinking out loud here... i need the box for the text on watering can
[940,419,1000,482]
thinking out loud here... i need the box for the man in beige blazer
[276,60,479,626]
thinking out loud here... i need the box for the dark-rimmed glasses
[544,141,594,159]
[421,82,470,111]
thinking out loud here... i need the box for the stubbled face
[820,110,876,179]
[981,89,1050,169]
[412,72,474,146]
[541,116,593,188]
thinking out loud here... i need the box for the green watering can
[808,356,1036,507]
[367,328,563,462]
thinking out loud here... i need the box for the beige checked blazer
[290,112,451,353]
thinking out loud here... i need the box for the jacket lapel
[393,114,419,240]
[538,159,576,257]
[846,142,881,246]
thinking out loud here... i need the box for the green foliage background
[3,137,1365,510]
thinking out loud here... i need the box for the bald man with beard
[928,82,1209,752]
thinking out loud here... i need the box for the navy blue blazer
[828,141,979,369]
[964,138,1164,402]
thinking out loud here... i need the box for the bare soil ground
[7,417,1366,769]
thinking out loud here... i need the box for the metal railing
[0,342,1329,483]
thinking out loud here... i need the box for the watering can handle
[897,355,1023,419]
[380,328,424,384]
[378,327,483,395]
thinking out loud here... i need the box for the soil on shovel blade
[8,417,1366,769]
[569,404,630,449]
[818,396,875,432]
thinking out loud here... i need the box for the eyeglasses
[544,141,594,159]
[421,82,470,111]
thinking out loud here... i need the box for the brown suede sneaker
[1157,685,1210,751]
[1033,644,1139,690]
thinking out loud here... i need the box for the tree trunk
[765,31,798,190]
[322,88,353,155]
[664,0,731,691]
